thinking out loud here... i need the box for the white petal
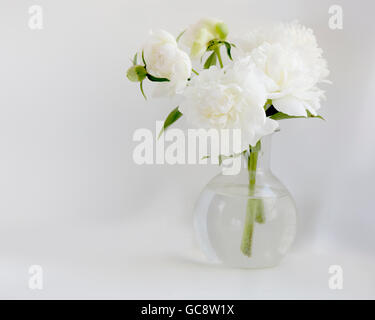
[273,96,307,116]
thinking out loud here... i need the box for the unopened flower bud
[215,22,228,40]
[127,65,147,82]
[180,18,229,58]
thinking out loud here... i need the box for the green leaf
[269,110,325,120]
[133,53,138,65]
[146,74,170,82]
[249,140,261,153]
[176,30,185,42]
[218,150,247,166]
[201,150,247,164]
[158,107,183,139]
[140,81,147,100]
[218,154,227,166]
[307,110,325,120]
[204,51,217,69]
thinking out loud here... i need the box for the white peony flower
[143,30,192,96]
[180,57,278,149]
[237,21,329,116]
[179,18,228,59]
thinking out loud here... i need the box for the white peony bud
[143,30,192,96]
[180,18,229,59]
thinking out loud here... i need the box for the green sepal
[141,50,147,67]
[206,40,236,63]
[206,40,220,52]
[146,74,170,82]
[223,41,233,60]
[176,30,185,42]
[204,51,217,69]
[140,81,147,100]
[133,53,138,65]
[127,65,147,82]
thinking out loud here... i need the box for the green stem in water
[240,140,265,257]
[255,199,265,224]
[240,146,258,256]
[241,195,256,257]
[215,47,224,68]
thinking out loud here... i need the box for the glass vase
[194,134,297,268]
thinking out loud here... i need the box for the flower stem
[255,200,265,224]
[215,48,224,68]
[240,141,265,257]
[241,195,256,257]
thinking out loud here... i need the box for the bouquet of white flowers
[127,18,329,260]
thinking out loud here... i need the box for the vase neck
[243,135,272,173]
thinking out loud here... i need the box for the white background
[0,0,374,299]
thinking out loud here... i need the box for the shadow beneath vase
[164,251,225,269]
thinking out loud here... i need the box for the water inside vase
[194,183,297,269]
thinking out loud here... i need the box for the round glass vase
[194,135,297,269]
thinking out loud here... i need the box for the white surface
[0,0,374,299]
[1,218,374,299]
